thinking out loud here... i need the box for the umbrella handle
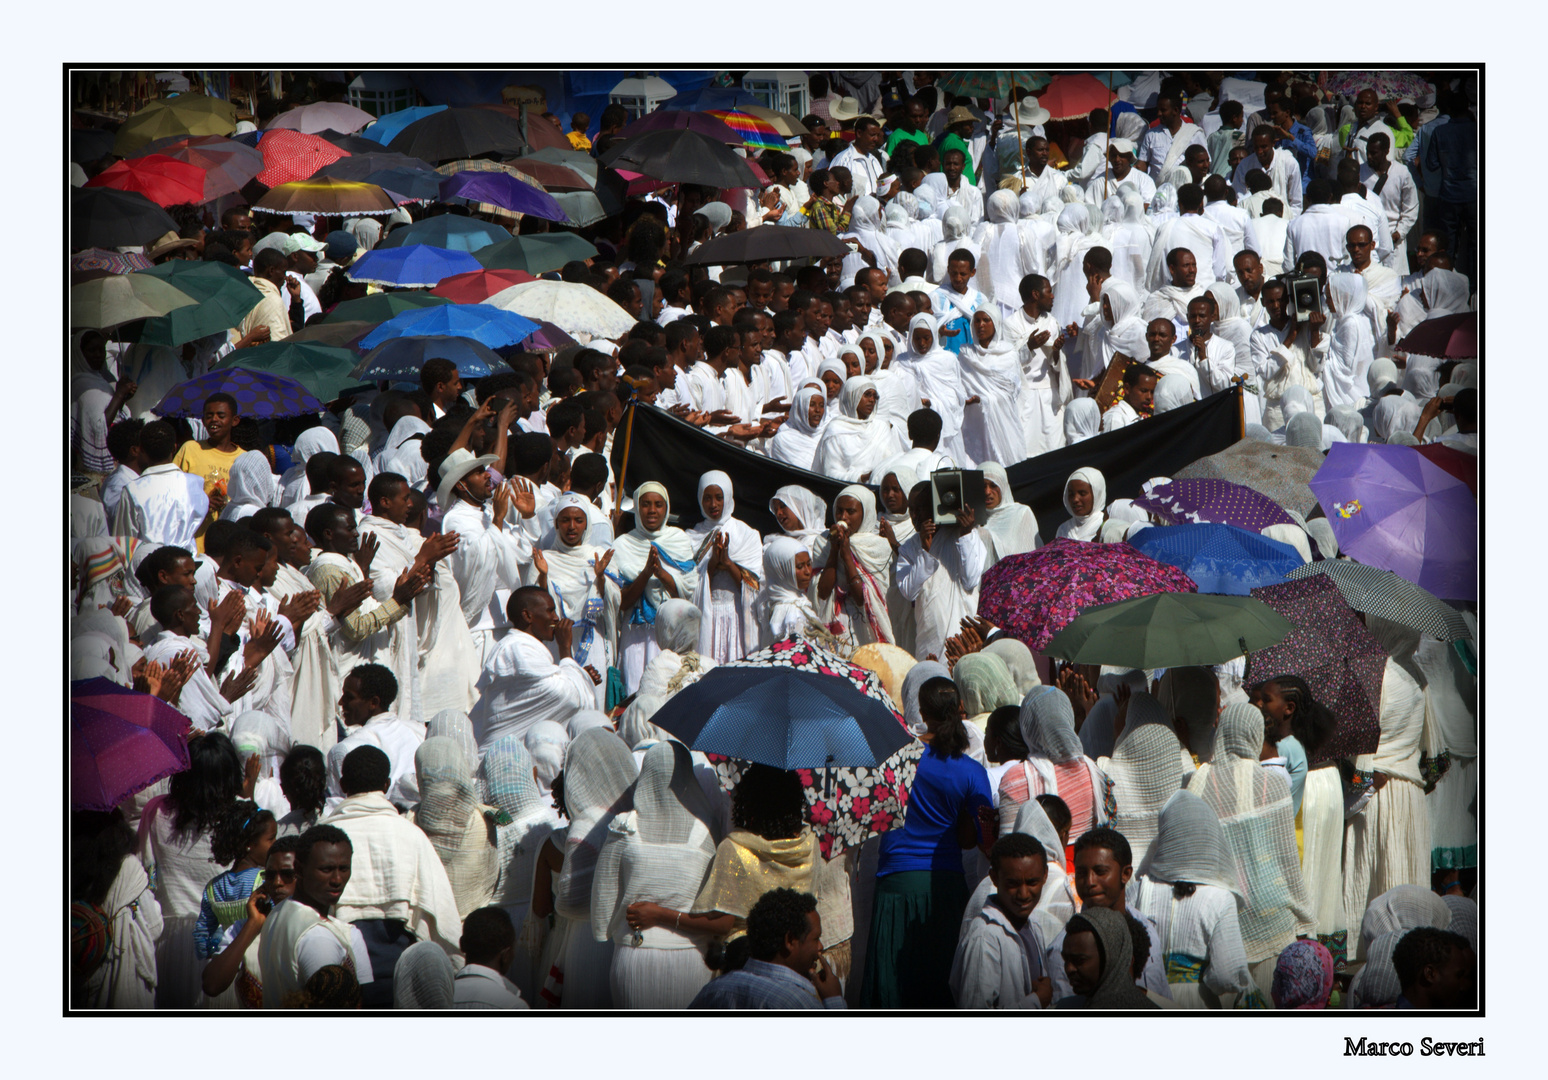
[823,754,835,801]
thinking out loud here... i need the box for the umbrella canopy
[311,151,437,181]
[315,130,391,155]
[548,187,621,229]
[112,95,239,156]
[618,109,741,144]
[1127,523,1304,596]
[72,127,117,164]
[1394,311,1477,360]
[520,147,599,179]
[132,136,262,201]
[377,216,513,254]
[486,279,634,338]
[365,167,445,203]
[439,171,569,222]
[154,366,324,419]
[255,178,396,216]
[738,104,810,137]
[1035,73,1116,121]
[71,248,153,278]
[134,261,264,347]
[1324,71,1436,100]
[347,244,483,288]
[432,158,549,222]
[682,225,851,266]
[598,129,760,188]
[1043,592,1294,669]
[521,320,579,352]
[507,107,573,152]
[474,233,599,275]
[1136,477,1298,532]
[978,538,1199,651]
[429,268,537,304]
[1284,561,1471,642]
[703,108,789,151]
[352,335,508,381]
[72,678,192,812]
[209,341,362,404]
[71,188,179,251]
[266,101,376,135]
[663,85,760,112]
[508,159,591,190]
[937,70,1050,100]
[1245,575,1387,760]
[361,105,450,147]
[1414,443,1476,496]
[288,319,376,348]
[72,273,197,331]
[358,303,540,351]
[84,154,208,207]
[321,292,451,325]
[387,107,527,162]
[1174,440,1325,518]
[1308,444,1476,600]
[255,130,350,188]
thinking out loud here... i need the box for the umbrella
[154,366,324,419]
[352,335,508,381]
[1127,523,1305,596]
[254,178,396,216]
[936,70,1050,100]
[1308,444,1476,600]
[1414,443,1476,497]
[520,320,579,352]
[703,108,790,151]
[311,151,437,181]
[364,167,445,203]
[71,678,192,812]
[738,104,810,137]
[429,268,537,304]
[71,127,117,164]
[131,137,262,201]
[321,292,451,325]
[254,130,350,188]
[1395,312,1477,360]
[71,248,153,278]
[1284,561,1471,643]
[71,188,179,251]
[618,109,741,144]
[501,107,572,153]
[1323,71,1435,100]
[287,319,376,348]
[1245,576,1386,759]
[1035,73,1116,121]
[314,130,386,155]
[432,158,550,221]
[134,261,264,347]
[361,105,449,147]
[507,159,591,190]
[681,225,851,266]
[474,233,600,275]
[1173,441,1326,518]
[377,216,513,254]
[72,273,197,330]
[598,129,760,188]
[1085,71,1133,90]
[359,303,540,351]
[347,244,483,288]
[486,279,634,338]
[519,147,598,180]
[83,154,209,207]
[663,85,760,112]
[387,107,527,162]
[209,341,362,404]
[112,95,239,156]
[266,101,376,135]
[439,172,569,222]
[1043,592,1294,669]
[978,538,1199,651]
[1135,478,1298,532]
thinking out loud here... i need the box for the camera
[1286,272,1323,323]
[930,468,987,526]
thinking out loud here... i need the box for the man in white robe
[1202,177,1260,262]
[113,421,209,549]
[1142,318,1203,401]
[337,663,423,806]
[1359,133,1420,275]
[895,492,986,661]
[830,118,887,200]
[437,449,535,665]
[1140,248,1206,339]
[1000,273,1066,456]
[1144,185,1233,292]
[470,585,599,751]
[1339,90,1396,166]
[1182,295,1249,402]
[1251,280,1329,430]
[1284,181,1358,270]
[1230,128,1304,218]
[1085,140,1155,207]
[1137,93,1205,184]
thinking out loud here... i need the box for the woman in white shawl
[809,485,896,648]
[841,195,902,287]
[982,637,1040,697]
[524,721,569,819]
[1098,693,1186,868]
[1148,182,1180,226]
[815,355,847,406]
[1054,467,1107,541]
[766,386,826,471]
[610,482,699,695]
[1371,395,1423,443]
[874,461,919,654]
[978,462,1040,567]
[592,740,721,1008]
[219,451,278,521]
[1062,399,1101,445]
[756,536,824,645]
[997,685,1108,840]
[477,734,558,1000]
[1106,189,1156,290]
[958,307,1026,467]
[1095,278,1149,374]
[277,427,339,506]
[408,737,499,920]
[929,204,981,288]
[82,840,164,1009]
[1208,282,1255,367]
[768,484,827,551]
[894,312,970,464]
[1050,203,1104,329]
[977,189,1045,320]
[377,415,433,487]
[1153,374,1195,414]
[884,199,929,258]
[230,711,292,818]
[811,377,905,482]
[686,472,762,664]
[866,332,921,446]
[533,492,619,709]
[1322,272,1377,413]
[617,600,719,752]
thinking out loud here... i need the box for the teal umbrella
[936,71,1049,100]
[1042,592,1294,669]
[376,216,513,254]
[210,341,362,404]
[135,262,264,347]
[320,292,451,326]
[474,233,599,274]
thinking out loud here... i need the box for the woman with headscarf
[893,313,970,464]
[840,195,902,287]
[70,330,129,478]
[1346,884,1456,1008]
[1148,182,1180,226]
[1322,272,1377,414]
[1106,189,1156,290]
[977,462,1041,568]
[477,734,557,1002]
[1099,694,1187,868]
[928,204,982,288]
[1079,669,1148,760]
[1371,395,1423,443]
[393,940,455,1009]
[808,486,895,649]
[277,427,340,507]
[982,637,1040,697]
[1129,789,1260,1008]
[868,335,921,446]
[957,308,1026,467]
[1094,278,1149,375]
[1271,939,1337,1009]
[1054,467,1107,541]
[1053,906,1159,1009]
[617,600,718,752]
[755,536,823,646]
[377,414,433,488]
[1062,398,1101,445]
[531,492,619,708]
[684,472,762,665]
[218,451,278,522]
[997,686,1107,847]
[591,740,721,1008]
[811,377,906,482]
[815,354,847,405]
[1152,374,1195,414]
[407,737,499,920]
[873,461,919,653]
[610,482,698,695]
[975,190,1046,320]
[75,809,164,1009]
[524,722,569,819]
[954,654,1020,737]
[1326,407,1368,444]
[231,710,292,818]
[1049,203,1105,330]
[765,386,826,471]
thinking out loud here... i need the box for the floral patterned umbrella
[1136,477,1299,532]
[979,538,1198,651]
[1323,71,1435,101]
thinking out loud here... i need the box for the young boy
[567,112,592,152]
[1101,363,1160,431]
[949,834,1053,1009]
[142,583,268,731]
[174,393,243,521]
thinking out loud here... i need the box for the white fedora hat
[436,447,500,511]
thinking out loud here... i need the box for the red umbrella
[1414,443,1476,497]
[255,129,350,188]
[72,677,191,812]
[1035,73,1115,121]
[1395,311,1476,359]
[84,155,208,207]
[430,268,538,304]
[133,135,265,201]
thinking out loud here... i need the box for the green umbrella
[474,233,599,275]
[210,341,362,404]
[134,262,264,347]
[71,273,198,330]
[113,94,240,156]
[1042,592,1294,669]
[935,70,1050,100]
[321,292,451,325]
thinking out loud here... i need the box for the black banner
[611,387,1243,538]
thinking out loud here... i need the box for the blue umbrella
[361,104,449,146]
[365,166,444,202]
[359,302,540,350]
[648,665,913,770]
[1126,522,1305,596]
[376,216,513,253]
[346,244,482,288]
[439,171,570,222]
[661,85,759,111]
[351,335,507,381]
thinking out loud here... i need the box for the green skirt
[858,870,969,1008]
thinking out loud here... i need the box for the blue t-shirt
[878,749,993,875]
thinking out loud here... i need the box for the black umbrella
[314,130,387,155]
[312,152,437,181]
[682,225,851,265]
[598,129,760,188]
[71,128,117,164]
[71,188,179,251]
[387,108,527,163]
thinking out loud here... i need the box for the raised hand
[277,589,320,630]
[242,751,261,798]
[508,477,537,519]
[159,651,198,705]
[109,595,134,618]
[554,617,574,658]
[391,566,429,605]
[355,531,379,577]
[210,591,247,638]
[532,548,550,582]
[244,610,284,666]
[422,531,459,563]
[593,550,614,588]
[221,665,261,703]
[328,578,376,618]
[583,664,603,686]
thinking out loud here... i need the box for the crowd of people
[70,68,1477,1011]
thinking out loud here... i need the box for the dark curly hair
[72,809,136,907]
[744,887,818,962]
[1260,675,1339,758]
[282,964,361,1008]
[168,732,243,840]
[920,677,969,758]
[731,764,806,840]
[279,745,327,821]
[210,799,275,866]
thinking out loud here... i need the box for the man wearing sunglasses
[200,835,304,1008]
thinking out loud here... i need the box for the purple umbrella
[1135,478,1298,532]
[154,367,324,419]
[72,677,191,812]
[518,320,579,352]
[438,171,570,223]
[617,108,742,144]
[1308,444,1476,601]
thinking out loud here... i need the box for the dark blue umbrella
[649,664,913,770]
[438,171,570,222]
[1127,522,1305,596]
[351,335,507,381]
[347,244,483,287]
[365,166,444,202]
[376,216,512,253]
[359,302,540,350]
[361,104,449,146]
[153,366,323,419]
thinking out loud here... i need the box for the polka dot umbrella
[255,129,350,188]
[153,366,323,419]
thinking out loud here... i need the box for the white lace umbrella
[485,279,635,339]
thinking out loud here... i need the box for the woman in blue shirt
[860,677,994,1006]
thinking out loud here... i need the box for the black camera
[930,468,987,526]
[1286,272,1323,323]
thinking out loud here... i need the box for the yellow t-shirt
[567,131,592,151]
[173,440,242,497]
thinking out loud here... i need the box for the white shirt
[113,462,209,548]
[295,920,374,985]
[1100,398,1143,432]
[1145,213,1233,292]
[453,963,530,1009]
[353,712,425,806]
[441,498,531,632]
[1181,332,1245,395]
[1339,192,1393,259]
[830,144,885,200]
[100,463,137,523]
[1283,203,1358,270]
[470,627,597,750]
[1360,161,1420,243]
[894,526,986,661]
[1230,149,1304,218]
[1202,202,1261,262]
[1138,123,1207,182]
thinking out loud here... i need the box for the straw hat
[829,96,863,122]
[1011,99,1051,127]
[146,230,198,260]
[436,448,500,510]
[945,106,978,127]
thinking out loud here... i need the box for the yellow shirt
[174,440,242,497]
[567,131,592,151]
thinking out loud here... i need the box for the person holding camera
[1251,278,1328,430]
[895,480,986,662]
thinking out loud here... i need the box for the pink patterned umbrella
[255,129,350,188]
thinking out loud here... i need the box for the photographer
[1251,277,1328,429]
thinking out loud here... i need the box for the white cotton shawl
[756,535,822,645]
[980,190,1040,310]
[1055,466,1107,541]
[843,195,902,280]
[540,491,619,654]
[767,386,826,470]
[958,307,1026,466]
[1101,695,1186,866]
[687,471,763,658]
[220,451,278,521]
[978,461,1040,564]
[768,484,827,546]
[812,377,902,482]
[411,736,498,918]
[524,721,570,804]
[809,484,895,645]
[554,727,638,923]
[982,637,1040,695]
[1134,789,1245,906]
[478,734,558,906]
[393,940,456,1008]
[1062,399,1101,445]
[876,459,919,547]
[278,427,339,504]
[610,482,697,623]
[1098,278,1148,370]
[378,416,433,486]
[893,312,965,439]
[1323,272,1376,413]
[929,205,981,287]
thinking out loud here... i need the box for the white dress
[1129,877,1257,1009]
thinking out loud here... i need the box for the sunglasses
[266,868,298,882]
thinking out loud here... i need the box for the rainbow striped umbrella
[704,108,788,151]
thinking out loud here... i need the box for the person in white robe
[809,485,896,649]
[872,461,920,654]
[609,482,699,694]
[1322,272,1377,414]
[1104,189,1156,291]
[754,535,824,645]
[1049,204,1108,332]
[438,449,534,665]
[277,428,339,507]
[470,588,598,752]
[975,190,1051,322]
[765,386,826,471]
[839,195,902,288]
[1062,399,1101,446]
[956,306,1026,467]
[998,274,1066,456]
[376,416,433,487]
[977,462,1040,568]
[894,481,986,661]
[1252,280,1328,429]
[1144,198,1233,293]
[219,451,278,522]
[1283,189,1357,270]
[811,376,907,483]
[866,331,922,448]
[893,313,970,466]
[530,492,618,711]
[1230,136,1305,217]
[683,471,762,665]
[1138,98,1205,185]
[927,205,982,288]
[1054,467,1107,542]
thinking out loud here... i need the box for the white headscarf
[279,427,340,501]
[978,461,1040,563]
[220,451,278,521]
[768,484,827,546]
[1323,272,1376,413]
[610,481,697,625]
[957,307,1025,464]
[1153,374,1194,413]
[982,637,1040,695]
[812,376,900,482]
[1136,789,1245,904]
[875,459,919,546]
[809,484,896,644]
[553,727,638,921]
[755,535,821,645]
[1099,278,1148,367]
[1062,399,1101,445]
[894,312,964,439]
[980,189,1036,309]
[1055,466,1107,541]
[1419,268,1471,319]
[379,415,433,486]
[524,720,570,804]
[816,355,847,402]
[844,195,901,279]
[688,470,763,657]
[767,386,826,470]
[393,940,456,1008]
